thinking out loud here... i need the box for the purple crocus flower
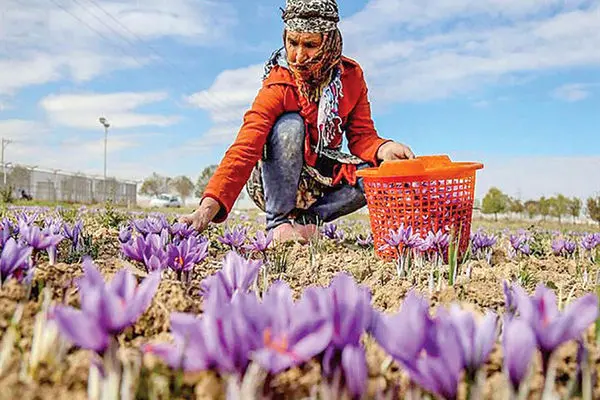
[502,315,536,394]
[166,236,209,276]
[55,257,160,353]
[446,305,497,378]
[118,225,132,244]
[564,240,577,256]
[470,229,497,264]
[170,222,198,241]
[0,218,16,247]
[62,220,83,251]
[121,233,168,272]
[404,312,464,400]
[322,223,339,240]
[356,233,373,248]
[509,233,531,258]
[513,283,599,371]
[371,290,434,366]
[246,230,274,253]
[248,282,333,374]
[301,273,372,398]
[551,238,565,256]
[132,216,168,236]
[200,251,261,302]
[503,280,517,317]
[0,238,32,286]
[19,222,63,251]
[218,225,248,251]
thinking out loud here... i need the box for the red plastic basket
[356,155,484,260]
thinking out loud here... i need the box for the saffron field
[1,204,600,400]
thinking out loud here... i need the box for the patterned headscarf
[281,0,340,33]
[264,0,346,155]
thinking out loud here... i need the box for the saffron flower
[121,233,168,272]
[0,238,32,287]
[200,251,261,302]
[247,230,274,253]
[446,305,497,378]
[371,290,434,366]
[166,236,209,280]
[502,315,536,394]
[54,257,160,353]
[470,229,497,264]
[301,273,372,398]
[513,283,599,371]
[356,233,373,248]
[19,222,63,251]
[249,282,333,374]
[218,225,248,251]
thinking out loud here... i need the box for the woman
[181,0,415,243]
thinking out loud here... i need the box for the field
[1,203,600,400]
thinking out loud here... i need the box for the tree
[538,197,551,221]
[549,194,569,224]
[587,196,600,227]
[481,187,509,221]
[508,197,525,216]
[139,173,168,197]
[524,200,538,219]
[169,176,194,205]
[568,197,582,223]
[195,165,218,198]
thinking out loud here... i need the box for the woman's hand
[178,197,221,233]
[377,141,415,161]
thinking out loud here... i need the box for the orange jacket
[203,56,389,222]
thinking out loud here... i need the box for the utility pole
[1,138,12,186]
[99,117,110,200]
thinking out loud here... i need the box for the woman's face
[285,31,323,65]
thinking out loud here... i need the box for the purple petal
[341,345,368,397]
[54,306,109,353]
[502,316,536,391]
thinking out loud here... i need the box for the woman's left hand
[377,141,415,161]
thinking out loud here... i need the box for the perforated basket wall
[359,156,481,260]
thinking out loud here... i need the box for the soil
[1,213,599,400]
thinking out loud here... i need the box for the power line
[44,0,150,70]
[60,0,231,110]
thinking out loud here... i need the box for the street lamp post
[99,117,110,182]
[99,117,110,201]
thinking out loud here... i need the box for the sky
[1,0,599,202]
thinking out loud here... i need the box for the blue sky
[1,0,599,201]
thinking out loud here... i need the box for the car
[149,194,182,208]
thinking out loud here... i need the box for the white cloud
[0,0,236,95]
[186,64,264,124]
[551,83,597,102]
[40,92,180,129]
[0,119,49,141]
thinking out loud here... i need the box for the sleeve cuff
[201,193,229,223]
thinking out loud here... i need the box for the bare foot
[295,223,319,242]
[272,223,307,244]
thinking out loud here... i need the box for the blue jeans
[262,112,368,230]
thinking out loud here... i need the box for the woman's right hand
[178,197,221,233]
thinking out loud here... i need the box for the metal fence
[1,164,137,206]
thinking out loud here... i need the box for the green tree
[195,165,218,198]
[549,194,569,224]
[139,173,167,197]
[538,197,551,221]
[481,187,509,221]
[509,197,525,216]
[524,200,539,219]
[568,197,582,223]
[169,175,194,205]
[587,196,600,227]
